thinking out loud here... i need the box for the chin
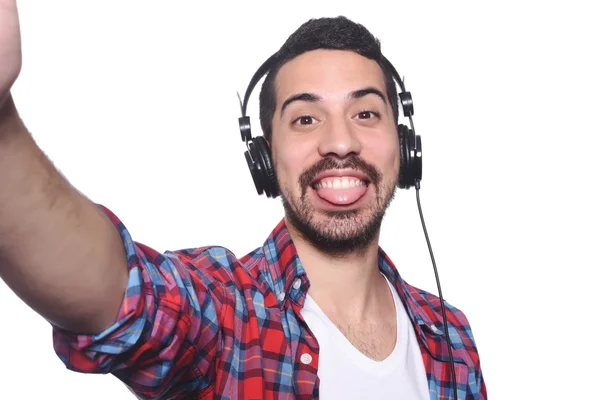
[282,198,386,256]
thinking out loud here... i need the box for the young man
[0,2,485,399]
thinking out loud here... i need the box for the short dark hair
[258,16,400,143]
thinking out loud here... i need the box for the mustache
[299,156,382,193]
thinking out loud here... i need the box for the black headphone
[237,52,422,198]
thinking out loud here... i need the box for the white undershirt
[300,276,430,399]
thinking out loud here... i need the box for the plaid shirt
[53,206,486,399]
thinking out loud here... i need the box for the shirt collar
[258,218,464,363]
[377,247,446,335]
[259,219,308,306]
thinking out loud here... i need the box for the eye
[293,115,317,126]
[356,110,381,120]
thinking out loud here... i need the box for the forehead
[274,49,387,104]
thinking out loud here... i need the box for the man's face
[271,49,400,253]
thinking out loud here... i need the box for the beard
[279,156,397,257]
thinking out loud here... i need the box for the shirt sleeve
[52,205,221,399]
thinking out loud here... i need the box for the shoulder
[405,281,473,332]
[165,245,266,288]
[403,280,482,365]
[168,245,263,271]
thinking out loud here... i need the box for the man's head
[259,16,401,255]
[259,17,400,142]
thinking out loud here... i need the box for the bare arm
[0,2,128,334]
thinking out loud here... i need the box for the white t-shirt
[300,276,430,399]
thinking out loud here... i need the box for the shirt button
[300,353,312,365]
[293,278,302,290]
[277,292,286,302]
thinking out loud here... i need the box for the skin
[0,0,128,335]
[0,0,21,102]
[271,49,401,360]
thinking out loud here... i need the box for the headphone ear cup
[250,136,279,198]
[397,124,422,189]
[244,143,263,196]
[398,124,410,189]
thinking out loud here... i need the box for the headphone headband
[239,53,279,118]
[237,50,422,197]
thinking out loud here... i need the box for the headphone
[237,52,422,198]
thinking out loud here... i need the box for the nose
[317,116,361,159]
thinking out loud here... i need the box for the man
[0,1,486,399]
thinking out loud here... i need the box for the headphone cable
[415,181,458,399]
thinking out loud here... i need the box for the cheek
[365,136,401,179]
[273,141,313,191]
[388,146,401,177]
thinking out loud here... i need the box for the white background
[1,0,599,398]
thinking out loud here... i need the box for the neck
[285,217,386,319]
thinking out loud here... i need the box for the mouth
[309,171,372,207]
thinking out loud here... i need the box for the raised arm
[0,0,128,334]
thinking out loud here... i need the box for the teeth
[315,178,366,190]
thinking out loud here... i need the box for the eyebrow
[349,87,388,105]
[279,87,388,117]
[280,93,322,117]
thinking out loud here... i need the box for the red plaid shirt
[53,206,486,399]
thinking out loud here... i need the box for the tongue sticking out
[314,178,368,205]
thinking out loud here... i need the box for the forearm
[0,95,128,334]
